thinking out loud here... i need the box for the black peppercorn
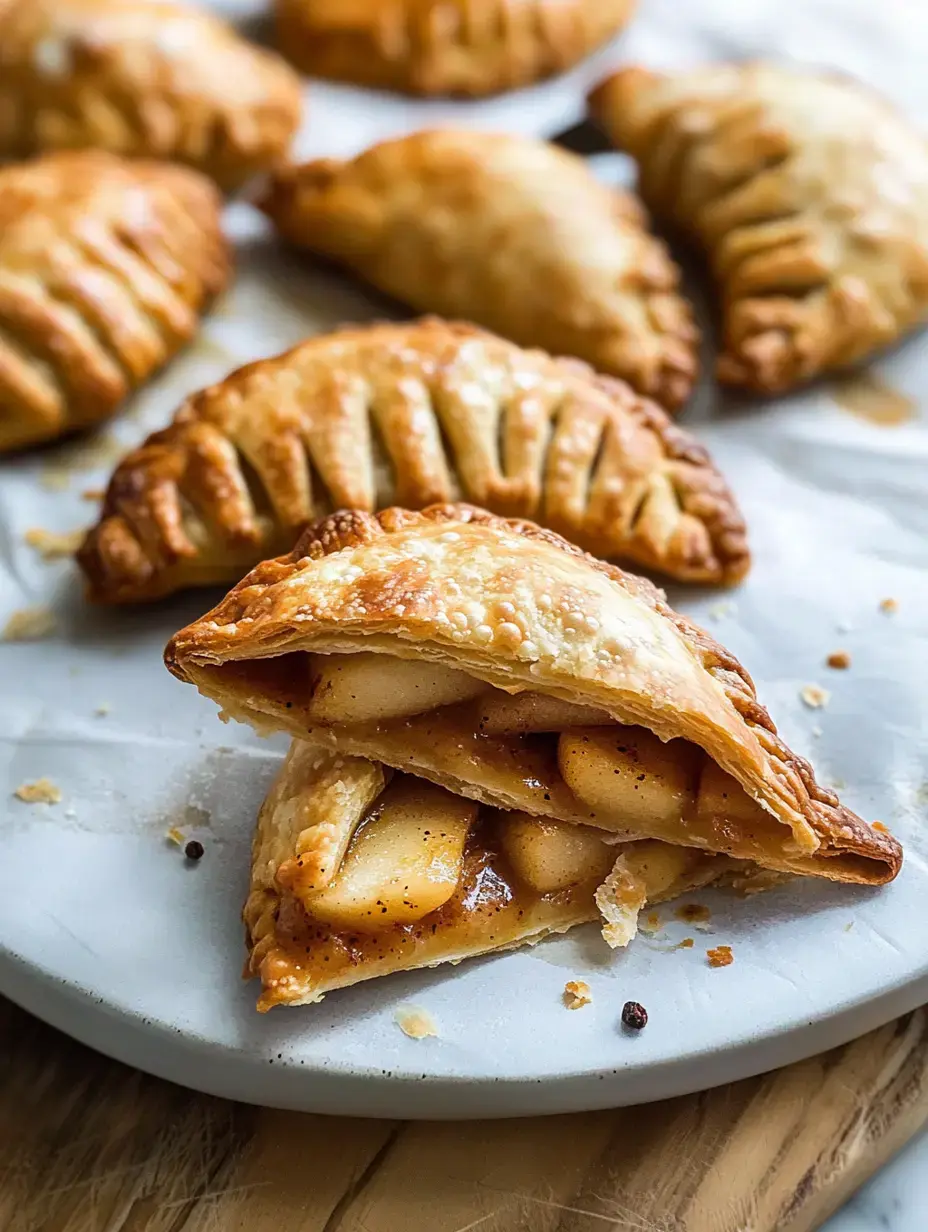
[621,1000,648,1031]
[184,839,205,861]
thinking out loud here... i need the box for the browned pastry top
[260,130,699,409]
[0,150,230,454]
[274,0,635,97]
[77,318,748,603]
[165,503,902,886]
[590,62,928,393]
[0,0,302,189]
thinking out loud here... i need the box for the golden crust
[260,132,699,408]
[0,0,302,190]
[0,151,230,454]
[589,63,928,394]
[165,504,901,886]
[77,318,748,603]
[273,0,634,97]
[245,741,735,1008]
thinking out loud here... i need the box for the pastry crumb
[94,702,111,717]
[675,903,711,927]
[81,488,106,501]
[826,650,851,670]
[166,826,185,846]
[800,684,830,709]
[707,600,736,621]
[639,910,662,935]
[14,778,61,805]
[677,937,694,950]
[872,821,890,834]
[563,980,592,1010]
[23,527,85,560]
[879,597,898,614]
[2,606,57,641]
[394,1005,438,1040]
[707,945,734,969]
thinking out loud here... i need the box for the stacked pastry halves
[165,503,900,1010]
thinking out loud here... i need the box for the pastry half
[77,318,748,603]
[273,0,635,97]
[0,151,230,454]
[166,504,901,886]
[0,0,302,190]
[589,63,928,393]
[260,131,699,409]
[246,740,743,1008]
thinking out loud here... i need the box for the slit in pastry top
[589,62,928,393]
[77,318,748,603]
[259,130,699,409]
[165,503,901,887]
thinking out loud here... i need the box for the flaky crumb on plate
[2,607,57,641]
[23,528,86,560]
[800,684,830,709]
[394,1005,438,1039]
[563,980,592,1010]
[707,945,734,968]
[14,778,62,805]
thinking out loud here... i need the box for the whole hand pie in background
[273,0,635,97]
[0,0,303,190]
[164,505,902,1003]
[0,151,230,454]
[246,742,739,1008]
[260,131,699,409]
[77,318,748,604]
[589,63,928,394]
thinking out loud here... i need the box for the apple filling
[295,652,813,873]
[247,742,745,1007]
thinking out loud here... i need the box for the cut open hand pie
[0,0,302,190]
[247,740,748,1008]
[78,319,748,602]
[589,63,928,393]
[0,151,229,454]
[273,0,634,97]
[166,505,901,913]
[260,131,699,408]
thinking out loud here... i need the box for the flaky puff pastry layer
[0,151,229,454]
[0,0,302,190]
[260,131,699,409]
[246,741,740,1008]
[589,63,928,394]
[78,319,748,604]
[165,504,901,886]
[274,0,634,98]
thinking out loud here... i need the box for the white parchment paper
[0,0,926,1116]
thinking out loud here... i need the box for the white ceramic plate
[2,0,928,1119]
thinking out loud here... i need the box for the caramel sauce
[832,372,917,427]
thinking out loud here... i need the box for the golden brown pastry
[589,64,928,393]
[77,319,748,603]
[0,151,230,454]
[165,504,902,889]
[273,0,634,97]
[260,131,699,408]
[246,741,747,1008]
[0,0,302,190]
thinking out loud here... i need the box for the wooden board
[1,998,926,1232]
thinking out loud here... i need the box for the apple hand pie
[273,0,635,98]
[165,504,901,890]
[0,151,230,454]
[77,318,748,603]
[589,63,928,393]
[0,0,302,190]
[260,131,699,409]
[247,740,746,1008]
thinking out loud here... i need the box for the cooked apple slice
[496,810,615,893]
[558,726,699,834]
[475,691,612,734]
[307,652,486,724]
[304,777,476,931]
[696,760,776,832]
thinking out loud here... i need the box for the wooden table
[2,1000,926,1232]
